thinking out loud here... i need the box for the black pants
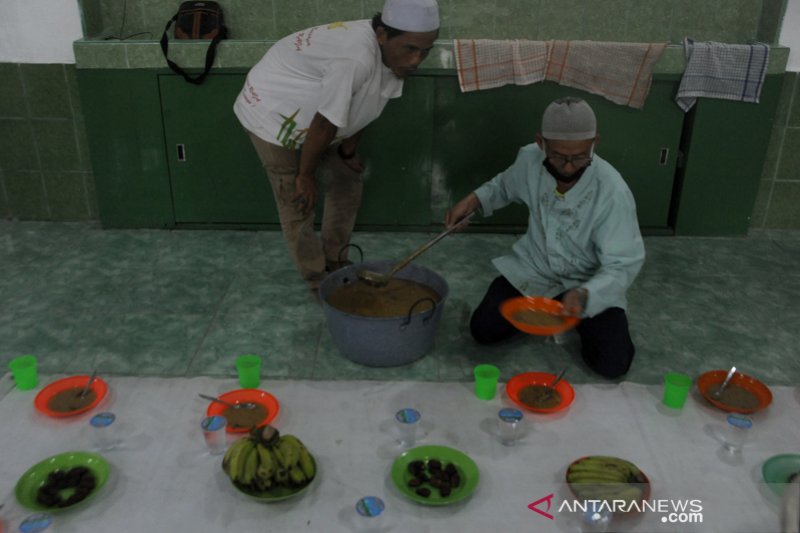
[470,276,635,379]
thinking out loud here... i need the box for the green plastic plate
[390,445,479,506]
[15,451,110,512]
[763,454,800,496]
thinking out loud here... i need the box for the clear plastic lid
[582,501,613,527]
[19,513,53,533]
[498,407,523,423]
[90,412,116,428]
[355,496,385,517]
[395,408,421,424]
[201,415,227,431]
[727,413,753,430]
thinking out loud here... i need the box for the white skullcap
[541,97,597,141]
[382,0,440,32]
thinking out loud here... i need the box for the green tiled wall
[3,0,797,227]
[758,0,788,43]
[79,0,773,43]
[0,64,96,221]
[752,72,800,229]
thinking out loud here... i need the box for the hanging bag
[160,1,228,85]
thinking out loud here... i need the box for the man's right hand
[293,174,318,215]
[445,193,480,230]
[341,152,365,174]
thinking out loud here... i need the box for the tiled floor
[1,221,798,386]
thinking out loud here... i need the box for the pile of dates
[36,466,97,508]
[406,458,461,498]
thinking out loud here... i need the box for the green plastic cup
[235,355,261,389]
[9,355,38,391]
[473,364,500,400]
[662,372,692,408]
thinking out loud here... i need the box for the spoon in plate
[712,366,737,399]
[78,370,97,399]
[198,394,257,410]
[543,367,568,399]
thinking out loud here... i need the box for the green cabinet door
[432,77,540,227]
[674,74,783,235]
[432,76,685,230]
[77,69,174,228]
[586,77,685,231]
[352,76,435,226]
[160,74,277,224]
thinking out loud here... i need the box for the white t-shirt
[234,20,404,149]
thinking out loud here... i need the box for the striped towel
[545,40,667,109]
[454,39,548,92]
[454,39,666,109]
[675,38,770,112]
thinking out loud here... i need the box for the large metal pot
[319,260,449,367]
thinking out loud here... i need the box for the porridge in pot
[327,279,441,318]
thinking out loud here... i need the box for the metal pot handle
[400,298,437,330]
[338,243,364,264]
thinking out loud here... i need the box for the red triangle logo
[528,493,555,520]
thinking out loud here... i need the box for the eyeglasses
[543,141,594,167]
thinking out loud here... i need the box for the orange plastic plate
[34,375,108,418]
[500,296,580,336]
[505,371,575,413]
[205,389,280,433]
[697,370,772,414]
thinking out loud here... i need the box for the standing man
[445,97,645,379]
[234,0,439,302]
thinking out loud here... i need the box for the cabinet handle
[658,148,669,166]
[177,143,186,162]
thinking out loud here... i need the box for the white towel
[454,39,548,92]
[454,39,666,109]
[675,38,770,112]
[545,40,667,109]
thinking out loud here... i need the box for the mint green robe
[473,144,645,317]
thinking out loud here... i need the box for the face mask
[543,158,590,184]
[541,140,594,184]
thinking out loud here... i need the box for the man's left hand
[562,288,588,316]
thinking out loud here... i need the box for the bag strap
[160,13,227,86]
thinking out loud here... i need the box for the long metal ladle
[357,212,474,287]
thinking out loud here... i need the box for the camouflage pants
[247,131,363,290]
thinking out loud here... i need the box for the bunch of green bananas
[566,456,647,504]
[222,433,316,492]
